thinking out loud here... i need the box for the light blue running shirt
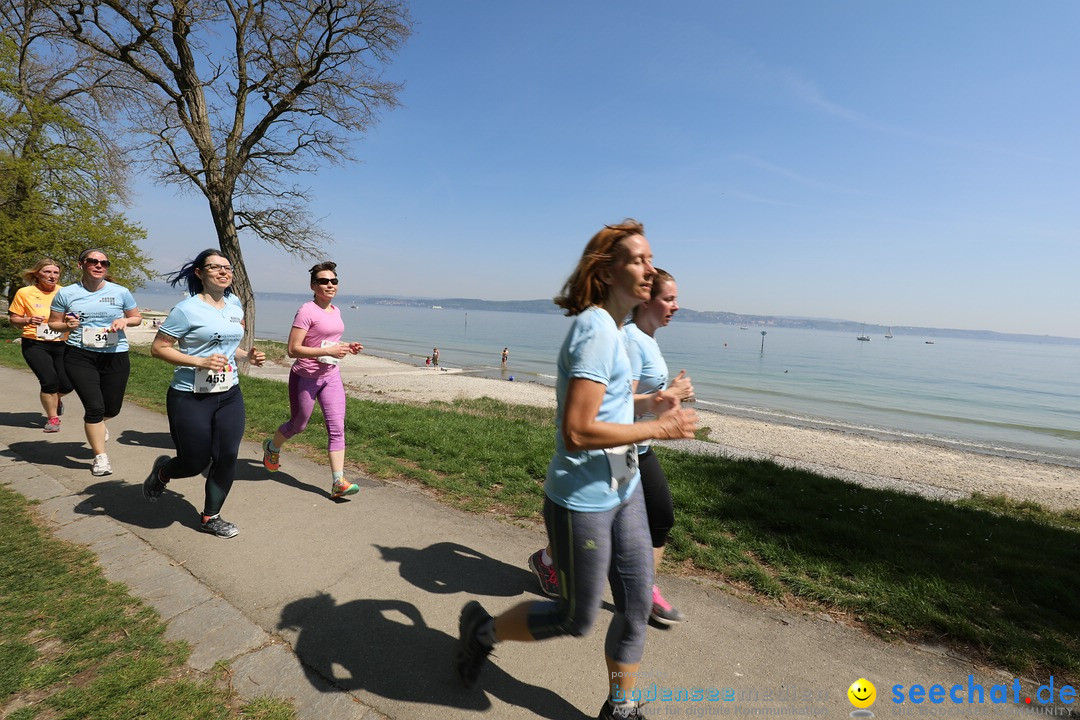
[51,281,138,353]
[625,321,669,454]
[545,306,639,512]
[158,294,245,392]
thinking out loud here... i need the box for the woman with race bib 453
[143,249,265,539]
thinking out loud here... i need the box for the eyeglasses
[203,263,234,273]
[315,277,339,285]
[83,258,110,267]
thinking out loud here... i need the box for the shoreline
[124,321,1080,512]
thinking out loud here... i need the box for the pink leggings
[278,370,346,452]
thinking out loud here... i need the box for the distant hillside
[221,288,1079,346]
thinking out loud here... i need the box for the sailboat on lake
[885,327,893,339]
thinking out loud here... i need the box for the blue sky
[127,1,1080,338]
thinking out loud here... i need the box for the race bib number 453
[194,363,235,393]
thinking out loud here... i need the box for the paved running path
[0,363,1037,719]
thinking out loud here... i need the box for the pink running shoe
[528,549,560,598]
[649,584,686,625]
[44,417,61,433]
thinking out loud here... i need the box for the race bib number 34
[82,327,119,348]
[195,363,235,393]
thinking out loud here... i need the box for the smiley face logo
[848,678,876,709]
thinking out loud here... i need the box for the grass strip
[1,328,1078,681]
[0,484,294,719]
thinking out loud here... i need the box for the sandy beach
[125,321,1080,512]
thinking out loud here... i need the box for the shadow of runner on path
[245,464,329,500]
[74,479,201,532]
[0,411,48,429]
[113,429,173,449]
[374,541,537,597]
[9,440,93,471]
[279,593,590,719]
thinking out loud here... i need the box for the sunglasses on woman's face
[84,258,110,267]
[315,277,339,285]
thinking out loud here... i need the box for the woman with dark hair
[8,259,73,432]
[143,249,266,539]
[262,261,364,499]
[453,220,697,719]
[48,249,142,476]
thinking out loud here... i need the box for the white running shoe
[92,454,112,476]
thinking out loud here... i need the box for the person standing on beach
[8,259,72,432]
[144,249,266,538]
[432,347,440,367]
[48,249,142,476]
[262,262,364,499]
[453,219,697,719]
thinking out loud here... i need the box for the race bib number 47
[36,323,63,341]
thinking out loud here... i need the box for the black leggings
[21,338,73,395]
[64,346,130,424]
[639,447,675,548]
[164,385,246,517]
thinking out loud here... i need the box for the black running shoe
[199,515,239,538]
[143,455,170,502]
[454,600,494,688]
[598,700,650,719]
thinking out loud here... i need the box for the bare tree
[53,0,412,349]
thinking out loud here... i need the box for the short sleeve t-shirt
[544,306,639,512]
[289,301,345,378]
[158,294,245,392]
[10,284,68,342]
[625,322,668,396]
[52,281,137,352]
[625,322,669,452]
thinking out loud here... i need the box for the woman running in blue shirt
[453,220,697,719]
[48,249,142,476]
[143,249,265,538]
[624,269,694,625]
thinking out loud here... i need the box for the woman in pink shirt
[262,262,363,499]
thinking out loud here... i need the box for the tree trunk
[206,190,257,372]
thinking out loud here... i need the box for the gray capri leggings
[526,482,654,664]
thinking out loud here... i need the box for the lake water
[137,289,1080,467]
